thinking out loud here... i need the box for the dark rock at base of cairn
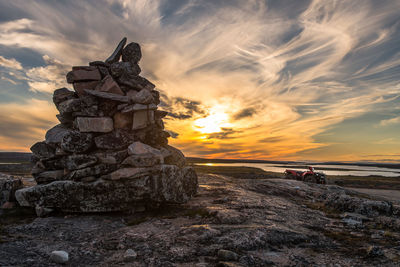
[18,38,198,214]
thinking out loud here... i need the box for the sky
[0,0,399,162]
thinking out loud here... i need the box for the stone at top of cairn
[15,37,198,216]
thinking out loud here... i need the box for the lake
[196,163,400,177]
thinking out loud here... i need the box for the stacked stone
[16,38,197,213]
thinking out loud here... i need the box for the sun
[194,108,231,134]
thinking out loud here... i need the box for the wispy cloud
[380,116,400,126]
[0,0,399,160]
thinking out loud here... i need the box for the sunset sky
[0,0,400,162]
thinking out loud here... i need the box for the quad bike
[284,166,326,184]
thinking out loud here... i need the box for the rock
[132,110,153,130]
[128,141,161,156]
[85,89,130,103]
[366,246,384,258]
[57,98,81,114]
[61,131,93,153]
[34,170,64,184]
[35,205,53,217]
[68,164,116,181]
[65,155,98,171]
[113,112,132,129]
[122,42,142,64]
[151,165,198,203]
[133,89,154,104]
[66,66,101,83]
[16,165,198,212]
[89,61,109,67]
[30,141,56,159]
[122,154,162,167]
[163,145,186,167]
[121,103,157,113]
[110,61,141,78]
[95,150,128,164]
[155,110,168,119]
[75,117,114,133]
[73,80,99,96]
[0,174,23,206]
[50,250,69,264]
[118,74,155,91]
[94,130,134,150]
[123,249,137,262]
[45,124,72,144]
[152,90,161,105]
[95,75,124,95]
[1,201,15,209]
[53,88,76,106]
[105,37,127,64]
[56,113,74,126]
[218,250,239,261]
[107,167,153,180]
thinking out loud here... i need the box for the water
[196,163,400,177]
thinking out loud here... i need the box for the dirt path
[347,187,400,203]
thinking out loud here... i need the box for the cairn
[16,38,198,214]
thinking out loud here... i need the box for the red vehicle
[284,166,326,184]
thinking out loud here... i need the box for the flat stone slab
[75,117,114,133]
[15,165,198,212]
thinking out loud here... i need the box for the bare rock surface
[2,174,400,266]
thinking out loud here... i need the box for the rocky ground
[1,173,400,266]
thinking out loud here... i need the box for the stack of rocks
[16,38,198,213]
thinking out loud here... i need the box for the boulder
[105,37,127,64]
[132,110,154,130]
[0,173,23,206]
[118,74,155,91]
[73,81,99,96]
[113,112,132,129]
[85,89,130,103]
[65,155,98,171]
[122,42,142,64]
[61,131,93,153]
[122,154,162,167]
[56,113,74,126]
[15,165,198,212]
[95,150,128,164]
[128,141,161,156]
[121,103,157,113]
[95,75,124,95]
[50,251,69,264]
[75,117,114,133]
[57,98,81,114]
[45,124,72,144]
[110,61,141,78]
[107,167,153,180]
[133,89,154,104]
[34,170,64,184]
[163,145,186,167]
[94,130,134,150]
[30,141,56,159]
[66,66,101,83]
[67,164,117,181]
[53,88,76,106]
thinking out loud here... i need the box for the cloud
[233,107,256,120]
[207,128,241,140]
[380,116,400,126]
[161,94,207,120]
[0,99,58,152]
[0,0,399,161]
[0,55,22,70]
[25,55,70,93]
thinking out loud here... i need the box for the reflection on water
[196,163,400,177]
